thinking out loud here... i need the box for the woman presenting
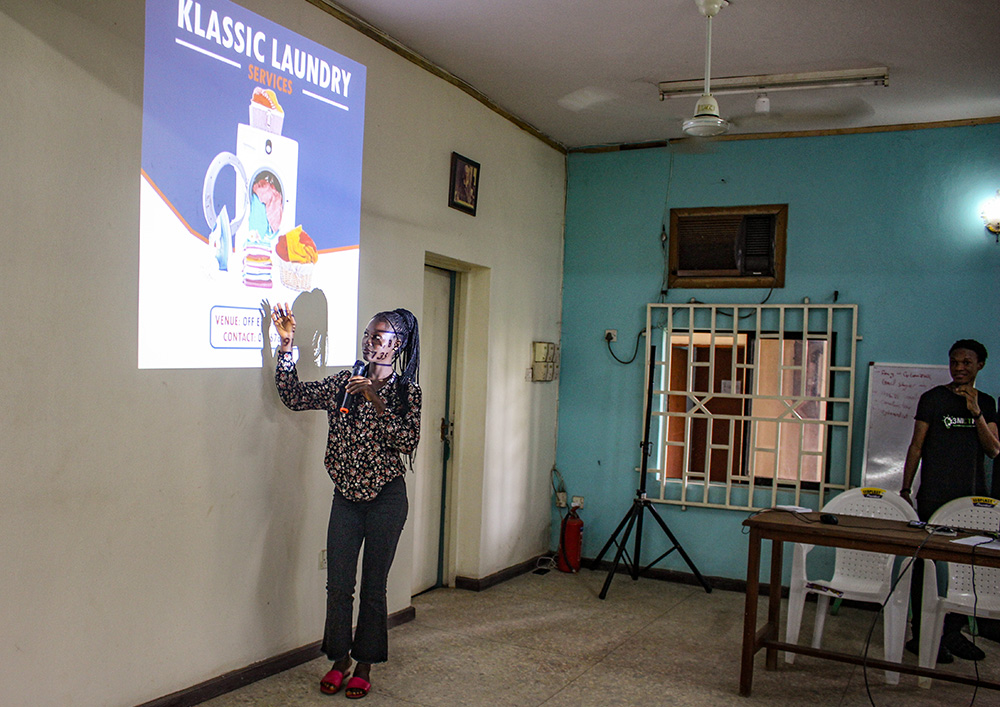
[270,303,421,699]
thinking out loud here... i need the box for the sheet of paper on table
[951,536,1000,551]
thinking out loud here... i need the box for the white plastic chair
[785,487,918,684]
[918,496,1000,688]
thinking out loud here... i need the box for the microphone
[339,359,367,414]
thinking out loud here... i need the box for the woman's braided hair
[373,308,420,388]
[372,309,420,467]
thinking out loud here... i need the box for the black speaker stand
[591,345,712,599]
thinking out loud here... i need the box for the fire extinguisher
[556,506,583,573]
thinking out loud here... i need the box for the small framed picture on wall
[449,152,480,216]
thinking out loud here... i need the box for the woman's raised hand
[271,302,296,350]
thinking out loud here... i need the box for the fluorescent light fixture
[659,67,889,100]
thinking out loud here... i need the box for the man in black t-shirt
[900,339,1000,662]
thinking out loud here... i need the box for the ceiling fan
[675,0,888,138]
[682,0,730,137]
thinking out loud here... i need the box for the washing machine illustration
[203,123,299,288]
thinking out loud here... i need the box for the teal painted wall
[556,124,1000,583]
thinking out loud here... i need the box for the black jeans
[322,476,408,664]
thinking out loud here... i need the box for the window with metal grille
[643,303,859,511]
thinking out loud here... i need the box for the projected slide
[139,0,366,369]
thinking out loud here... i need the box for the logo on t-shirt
[943,415,975,429]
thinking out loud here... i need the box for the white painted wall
[0,1,564,705]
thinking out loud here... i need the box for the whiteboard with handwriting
[861,362,951,490]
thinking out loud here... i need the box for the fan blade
[728,97,875,129]
[668,135,718,154]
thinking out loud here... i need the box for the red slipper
[345,675,371,699]
[319,668,346,695]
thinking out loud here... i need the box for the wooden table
[740,509,1000,695]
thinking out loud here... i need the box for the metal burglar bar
[644,303,859,511]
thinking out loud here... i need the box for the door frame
[424,252,490,586]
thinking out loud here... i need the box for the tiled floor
[201,568,1000,706]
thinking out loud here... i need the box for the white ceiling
[323,0,1000,150]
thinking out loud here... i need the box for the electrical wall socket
[604,329,617,343]
[319,549,327,570]
[572,495,585,509]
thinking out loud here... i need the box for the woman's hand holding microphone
[345,375,387,414]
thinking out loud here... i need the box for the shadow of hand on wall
[259,289,329,376]
[291,289,329,378]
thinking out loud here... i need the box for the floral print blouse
[275,351,422,501]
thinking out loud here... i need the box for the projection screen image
[139,0,366,369]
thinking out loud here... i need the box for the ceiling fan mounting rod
[704,14,713,96]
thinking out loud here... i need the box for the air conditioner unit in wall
[668,204,787,288]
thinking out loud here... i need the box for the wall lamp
[983,190,1000,242]
[658,67,889,99]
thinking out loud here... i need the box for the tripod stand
[591,345,712,599]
